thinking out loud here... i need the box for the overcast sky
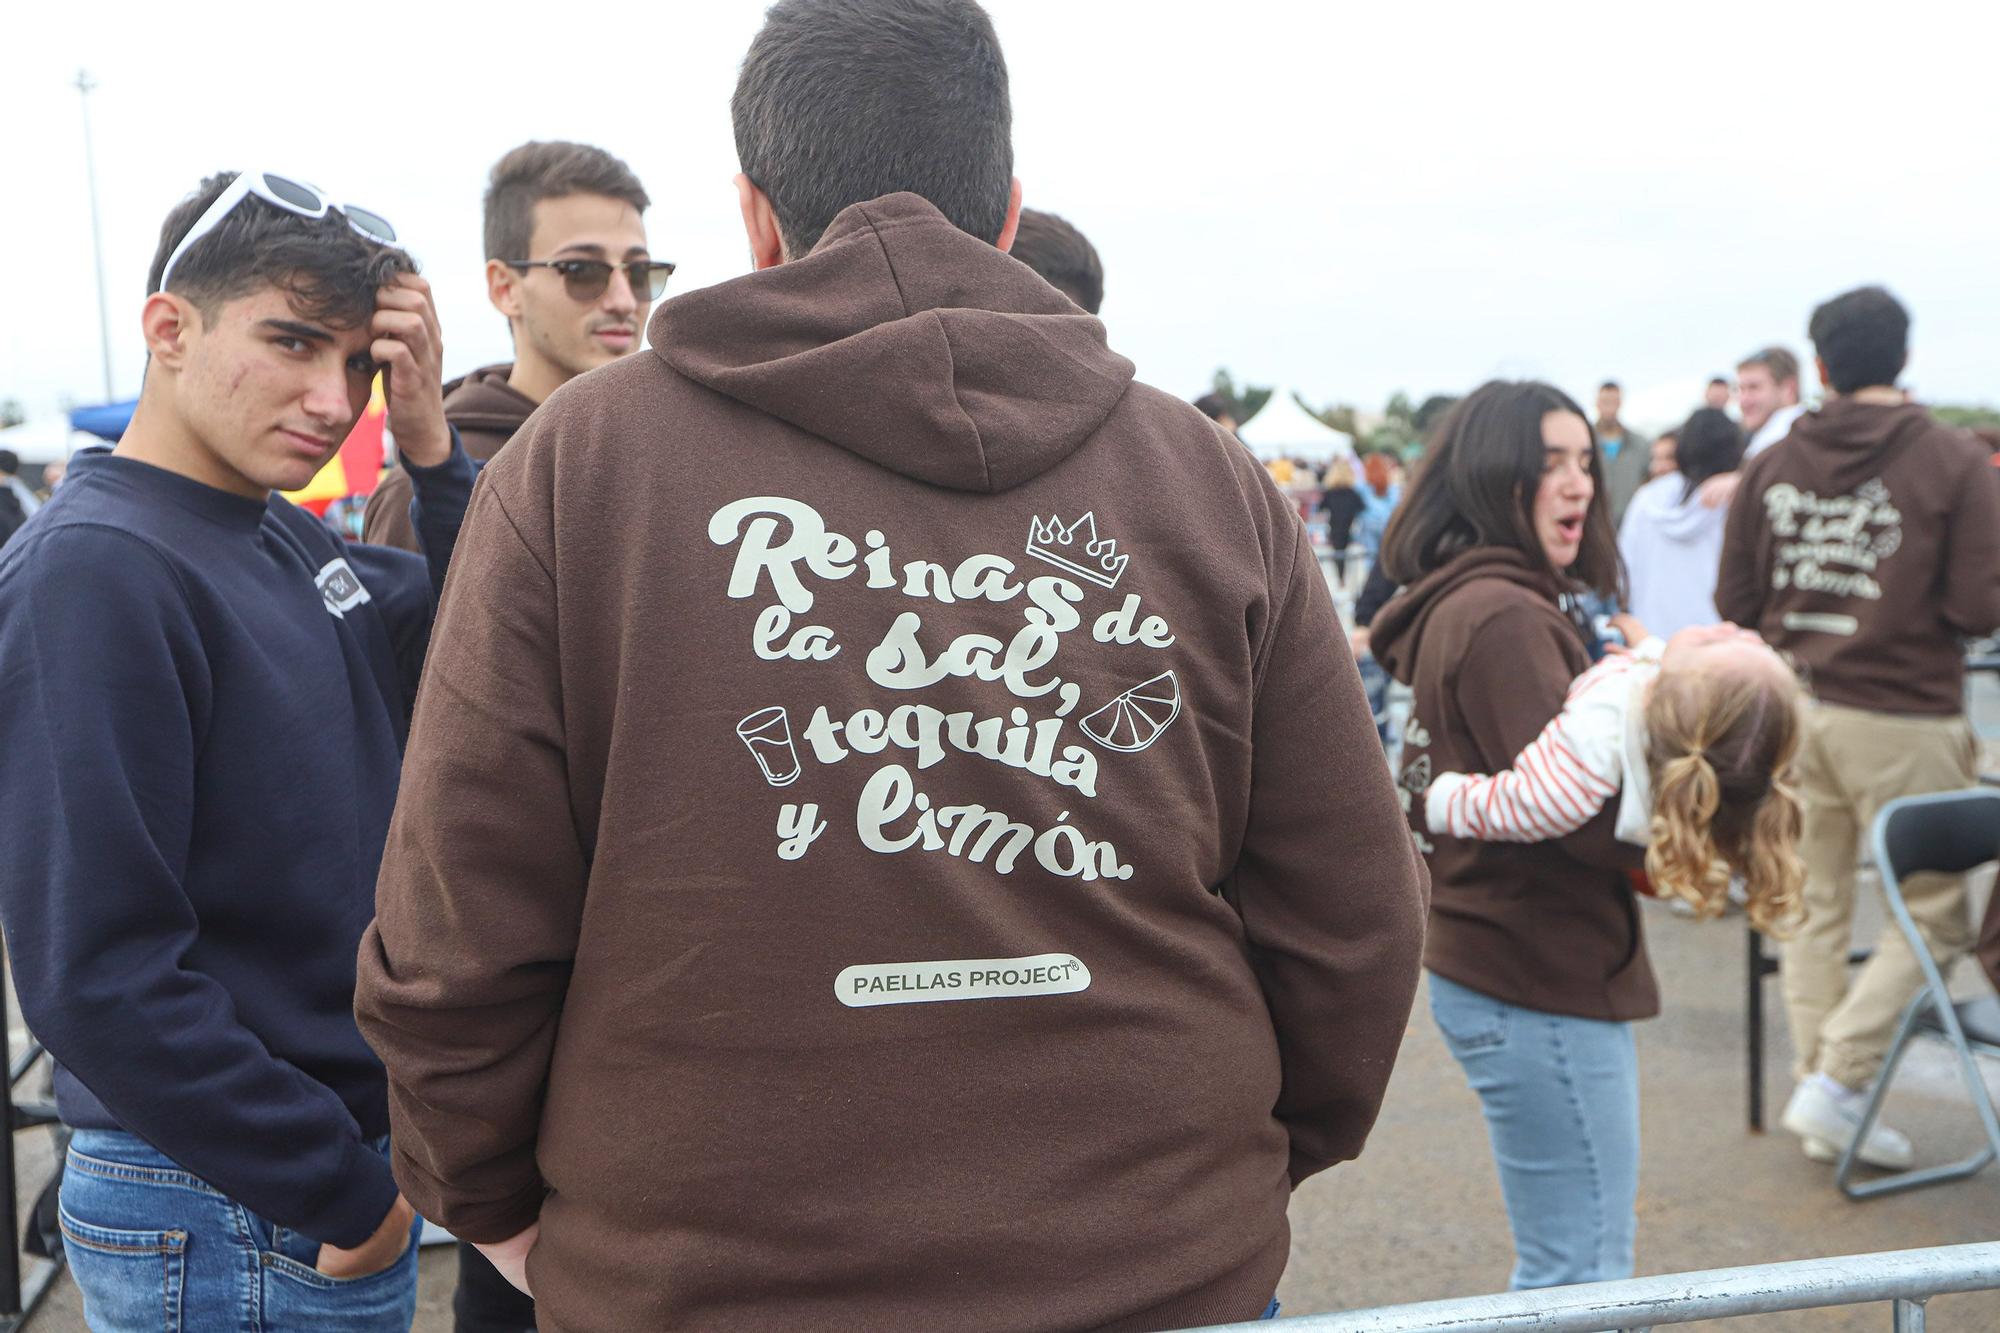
[5,0,1996,435]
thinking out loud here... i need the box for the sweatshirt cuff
[1424,773,1467,834]
[296,1135,402,1249]
[404,427,474,502]
[390,1145,545,1245]
[405,426,467,471]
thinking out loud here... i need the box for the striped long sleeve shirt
[1425,638,1663,844]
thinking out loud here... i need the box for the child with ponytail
[1425,618,1805,933]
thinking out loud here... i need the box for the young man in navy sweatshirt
[0,171,473,1331]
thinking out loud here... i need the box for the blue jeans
[1357,652,1393,744]
[59,1129,420,1332]
[1428,974,1639,1290]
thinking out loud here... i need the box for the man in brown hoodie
[362,141,668,551]
[371,125,665,1333]
[1717,285,2000,1168]
[354,2,1428,1328]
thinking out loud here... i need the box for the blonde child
[1424,618,1805,934]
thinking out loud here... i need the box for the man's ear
[1815,356,1832,391]
[735,174,785,270]
[486,258,525,320]
[141,292,199,372]
[994,177,1024,253]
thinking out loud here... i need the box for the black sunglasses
[505,257,675,303]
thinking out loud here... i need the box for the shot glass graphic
[736,706,803,788]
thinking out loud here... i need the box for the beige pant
[1782,702,1978,1090]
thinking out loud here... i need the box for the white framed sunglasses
[157,170,399,292]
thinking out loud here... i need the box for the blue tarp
[69,399,138,442]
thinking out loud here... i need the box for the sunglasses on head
[158,170,398,292]
[505,256,676,303]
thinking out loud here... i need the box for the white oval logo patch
[835,953,1091,1008]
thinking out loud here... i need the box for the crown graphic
[1025,512,1128,590]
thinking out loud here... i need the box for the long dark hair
[1380,379,1625,600]
[1675,407,1746,503]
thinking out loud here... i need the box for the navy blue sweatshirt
[0,440,472,1247]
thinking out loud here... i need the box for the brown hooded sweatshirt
[354,194,1427,1333]
[362,364,538,550]
[1715,399,2000,716]
[1371,548,1656,1022]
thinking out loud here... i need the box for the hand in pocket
[317,1194,417,1278]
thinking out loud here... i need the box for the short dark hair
[0,450,18,477]
[1413,393,1461,438]
[1381,379,1624,600]
[1599,380,1621,393]
[1708,375,1731,388]
[1737,345,1800,387]
[1193,392,1231,422]
[148,172,416,329]
[483,141,650,263]
[733,0,1013,257]
[1674,408,1745,501]
[1808,285,1910,395]
[1009,208,1102,314]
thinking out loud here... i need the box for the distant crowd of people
[1,0,1996,1330]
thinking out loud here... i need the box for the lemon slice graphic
[1079,671,1182,753]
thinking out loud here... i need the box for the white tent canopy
[1236,388,1356,463]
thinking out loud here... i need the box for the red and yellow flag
[282,376,387,516]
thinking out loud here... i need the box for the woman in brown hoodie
[1371,381,1653,1291]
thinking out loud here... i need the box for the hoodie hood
[441,364,539,457]
[1624,473,1726,543]
[653,193,1135,494]
[1784,398,1933,495]
[1369,546,1564,685]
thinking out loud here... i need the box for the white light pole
[76,69,115,403]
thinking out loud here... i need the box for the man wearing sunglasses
[0,170,473,1331]
[363,141,661,553]
[364,140,656,1333]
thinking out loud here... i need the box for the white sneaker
[1782,1078,1915,1170]
[1801,1136,1837,1163]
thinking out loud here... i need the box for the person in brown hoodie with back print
[1367,381,1652,1295]
[1716,285,2000,1170]
[362,142,668,553]
[352,3,1428,1330]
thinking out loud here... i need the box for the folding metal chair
[1838,787,2000,1199]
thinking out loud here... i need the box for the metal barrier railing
[0,1019,63,1331]
[1312,543,1370,611]
[1178,1242,2000,1331]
